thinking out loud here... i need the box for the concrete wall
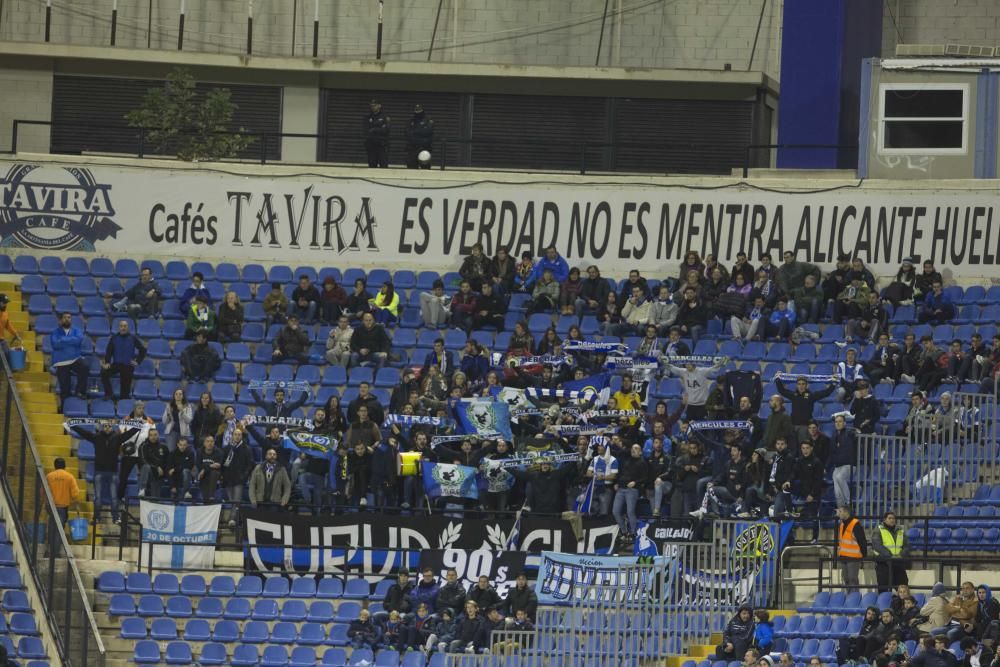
[0,57,52,152]
[881,0,1000,56]
[0,0,783,80]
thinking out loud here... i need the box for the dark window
[881,87,965,151]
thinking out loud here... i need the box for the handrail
[0,350,106,665]
[10,118,824,175]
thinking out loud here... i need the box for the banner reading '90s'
[2,160,999,277]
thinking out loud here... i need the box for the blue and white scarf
[563,340,630,354]
[689,420,754,432]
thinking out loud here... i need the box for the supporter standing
[364,99,390,168]
[459,243,492,292]
[51,312,89,401]
[100,319,146,401]
[196,435,224,502]
[248,447,291,511]
[404,104,434,169]
[69,420,138,525]
[873,511,909,591]
[161,388,193,452]
[167,437,196,500]
[836,505,867,590]
[47,458,80,527]
[222,427,253,527]
[137,428,169,498]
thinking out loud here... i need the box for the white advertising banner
[1,160,998,278]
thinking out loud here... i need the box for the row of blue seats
[123,616,355,645]
[906,526,1000,550]
[98,571,385,600]
[134,642,419,667]
[963,485,1000,506]
[11,254,1000,304]
[131,643,593,667]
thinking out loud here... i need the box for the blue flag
[283,430,335,459]
[573,475,596,514]
[562,372,611,396]
[455,399,513,440]
[422,461,479,500]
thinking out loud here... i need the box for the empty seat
[236,574,263,597]
[208,575,236,596]
[198,642,228,666]
[211,619,240,643]
[279,600,307,622]
[290,577,317,598]
[133,640,159,664]
[120,617,147,640]
[263,577,290,598]
[343,579,370,599]
[270,621,298,644]
[290,646,318,667]
[126,572,153,594]
[297,622,326,645]
[97,571,126,593]
[137,595,164,617]
[241,620,270,643]
[165,596,193,619]
[182,618,211,642]
[252,599,279,621]
[164,641,193,665]
[307,600,334,623]
[224,598,252,620]
[262,645,290,667]
[195,597,223,619]
[232,644,260,667]
[150,618,178,640]
[108,594,136,617]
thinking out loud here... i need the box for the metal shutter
[50,75,282,160]
[468,94,608,172]
[611,98,753,175]
[320,89,464,167]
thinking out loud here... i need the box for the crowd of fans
[716,580,1000,667]
[346,569,537,656]
[26,245,999,546]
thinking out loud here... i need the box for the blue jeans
[93,472,119,522]
[797,300,821,324]
[288,301,317,323]
[613,487,640,536]
[299,472,326,515]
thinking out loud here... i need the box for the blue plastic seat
[270,621,298,645]
[224,598,252,620]
[241,620,270,643]
[63,256,89,276]
[249,599,278,622]
[133,640,159,664]
[88,257,114,277]
[290,577,317,598]
[232,644,260,667]
[235,575,263,597]
[342,579,369,599]
[97,571,126,593]
[120,617,147,639]
[137,594,164,617]
[334,601,361,623]
[71,275,98,296]
[127,571,153,594]
[297,622,326,645]
[1,590,30,612]
[164,641,193,665]
[307,601,334,623]
[198,642,228,666]
[208,575,236,597]
[317,578,343,599]
[108,594,136,617]
[264,577,291,598]
[182,618,211,642]
[13,255,39,274]
[164,596,192,619]
[210,619,240,642]
[195,597,222,619]
[150,617,178,640]
[326,626,349,647]
[290,646,318,667]
[280,600,307,622]
[166,261,190,281]
[262,645,291,667]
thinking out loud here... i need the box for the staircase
[2,278,103,546]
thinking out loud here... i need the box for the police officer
[405,104,434,169]
[364,99,390,168]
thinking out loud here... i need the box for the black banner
[634,517,699,555]
[243,510,618,580]
[418,550,527,599]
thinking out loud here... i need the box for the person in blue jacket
[917,280,955,324]
[178,271,212,315]
[50,312,89,400]
[408,567,441,613]
[765,297,796,340]
[523,246,569,290]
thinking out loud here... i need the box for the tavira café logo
[0,164,121,250]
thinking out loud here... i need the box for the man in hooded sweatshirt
[919,583,953,635]
[716,606,755,660]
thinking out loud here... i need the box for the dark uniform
[405,105,434,169]
[364,100,390,168]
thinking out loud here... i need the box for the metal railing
[0,351,106,667]
[855,390,998,518]
[9,118,859,176]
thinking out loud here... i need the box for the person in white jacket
[666,357,727,420]
[325,314,354,366]
[612,284,652,336]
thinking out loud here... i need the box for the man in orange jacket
[837,505,868,590]
[46,458,80,526]
[0,295,20,347]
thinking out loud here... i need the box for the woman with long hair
[217,291,244,343]
[371,282,400,326]
[161,387,193,451]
